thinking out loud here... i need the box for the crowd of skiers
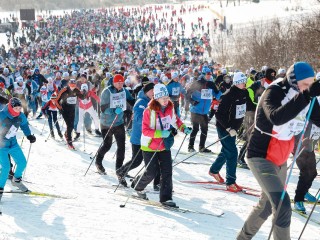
[0,4,320,240]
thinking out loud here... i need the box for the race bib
[235,104,246,119]
[5,125,18,139]
[201,89,212,99]
[156,116,171,130]
[172,87,180,96]
[311,124,320,140]
[41,94,48,102]
[110,91,127,111]
[66,96,77,104]
[213,104,219,110]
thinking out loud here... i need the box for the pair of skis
[181,180,261,197]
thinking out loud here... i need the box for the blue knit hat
[288,62,315,83]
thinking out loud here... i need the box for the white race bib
[201,89,212,99]
[156,116,171,130]
[235,104,246,119]
[5,125,18,139]
[110,91,127,111]
[311,124,320,140]
[66,96,77,104]
[172,87,180,96]
[41,94,48,102]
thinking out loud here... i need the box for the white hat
[81,83,88,91]
[171,71,179,79]
[16,76,23,83]
[277,68,286,75]
[3,68,9,74]
[221,68,227,75]
[316,72,320,81]
[161,76,169,84]
[62,72,69,78]
[71,71,78,76]
[233,72,247,85]
[125,78,131,86]
[154,83,169,99]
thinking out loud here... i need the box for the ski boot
[294,201,306,213]
[73,132,80,142]
[208,171,225,183]
[95,162,106,175]
[95,129,102,136]
[161,200,177,208]
[11,177,28,192]
[305,192,317,203]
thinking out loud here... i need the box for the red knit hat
[113,74,125,83]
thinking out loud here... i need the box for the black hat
[143,82,155,94]
[10,97,22,107]
[142,76,149,84]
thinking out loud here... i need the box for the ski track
[1,1,320,239]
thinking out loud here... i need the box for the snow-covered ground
[0,114,319,240]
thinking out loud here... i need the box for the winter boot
[199,147,212,153]
[50,130,55,139]
[117,175,128,187]
[208,171,225,183]
[86,129,93,135]
[36,113,42,119]
[133,190,148,200]
[226,183,243,193]
[95,129,102,136]
[161,200,177,208]
[294,201,306,213]
[11,177,28,192]
[188,147,196,153]
[73,132,80,141]
[95,162,106,175]
[305,192,317,203]
[67,141,75,150]
[58,131,63,139]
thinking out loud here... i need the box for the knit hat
[265,68,276,81]
[316,72,320,81]
[51,93,57,99]
[171,71,179,79]
[62,72,69,78]
[81,83,88,92]
[287,62,315,84]
[143,82,155,94]
[154,83,169,99]
[277,68,286,75]
[113,74,125,83]
[10,97,22,107]
[0,82,5,89]
[233,72,247,85]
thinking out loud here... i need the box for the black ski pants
[96,124,126,170]
[189,112,208,149]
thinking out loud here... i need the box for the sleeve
[42,101,50,114]
[55,88,67,110]
[246,90,256,112]
[142,108,162,138]
[125,88,135,106]
[262,86,310,126]
[309,99,320,128]
[215,91,233,130]
[247,88,257,105]
[100,88,113,114]
[133,100,146,132]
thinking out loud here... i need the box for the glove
[184,127,192,135]
[161,130,171,138]
[27,135,36,143]
[115,107,123,115]
[304,80,320,99]
[226,128,237,137]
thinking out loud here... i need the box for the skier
[0,98,36,201]
[116,82,160,188]
[55,79,84,149]
[95,74,135,174]
[186,74,221,153]
[209,72,255,191]
[42,93,63,139]
[131,83,192,207]
[237,62,320,240]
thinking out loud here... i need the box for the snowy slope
[0,115,319,240]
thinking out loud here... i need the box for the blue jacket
[166,80,186,102]
[0,106,31,148]
[187,78,222,115]
[100,85,135,128]
[130,90,150,145]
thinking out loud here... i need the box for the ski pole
[267,97,316,240]
[114,148,142,193]
[120,140,163,208]
[40,120,47,135]
[45,117,60,142]
[20,136,25,147]
[84,115,118,177]
[173,134,229,167]
[298,188,320,240]
[173,134,187,162]
[22,142,33,179]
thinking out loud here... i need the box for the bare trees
[213,11,320,70]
